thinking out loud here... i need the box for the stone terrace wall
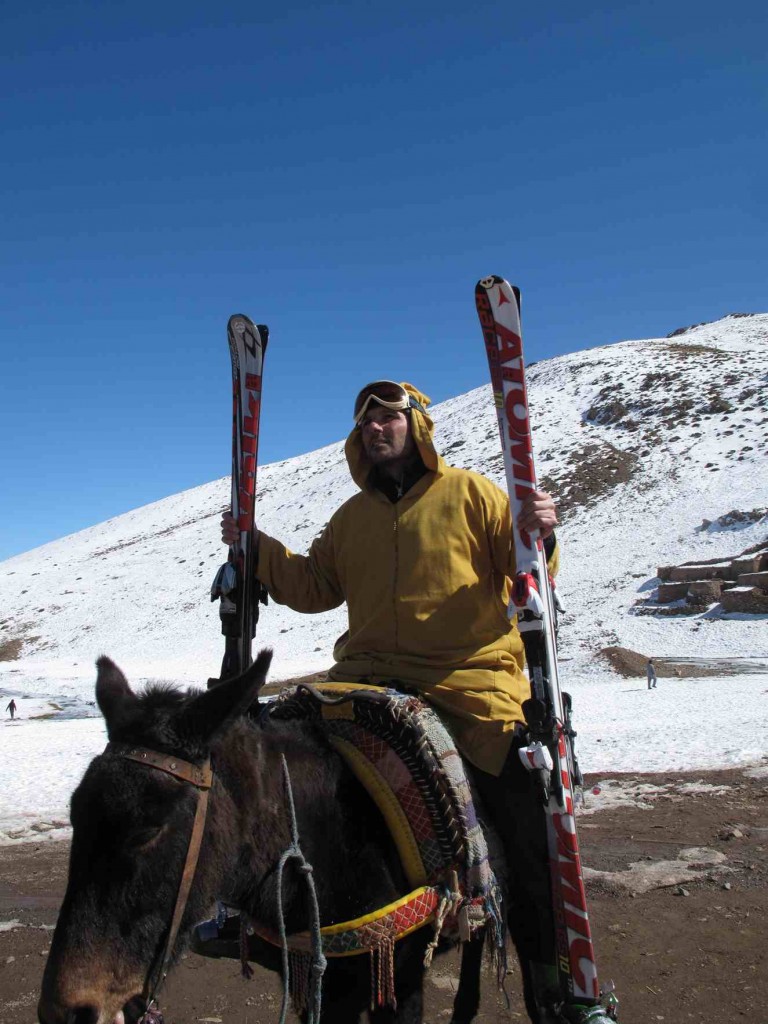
[648,540,768,616]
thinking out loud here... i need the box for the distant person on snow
[5,699,16,719]
[219,381,607,1023]
[647,659,657,689]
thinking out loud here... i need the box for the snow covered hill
[2,312,765,678]
[0,313,766,840]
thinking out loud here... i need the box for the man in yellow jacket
[222,381,568,1022]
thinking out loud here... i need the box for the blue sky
[1,0,765,561]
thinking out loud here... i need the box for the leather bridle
[105,743,213,1021]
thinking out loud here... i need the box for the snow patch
[579,777,734,816]
[584,847,731,895]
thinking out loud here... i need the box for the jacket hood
[344,382,446,489]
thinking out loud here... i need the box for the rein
[274,754,327,1024]
[105,743,213,1024]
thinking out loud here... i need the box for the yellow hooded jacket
[256,384,559,776]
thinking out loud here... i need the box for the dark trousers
[471,742,556,1015]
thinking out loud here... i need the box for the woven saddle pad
[269,681,504,900]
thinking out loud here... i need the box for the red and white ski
[210,315,269,684]
[475,276,618,1021]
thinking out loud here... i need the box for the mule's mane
[136,682,205,713]
[107,675,333,774]
[105,682,263,762]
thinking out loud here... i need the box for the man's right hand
[221,512,243,546]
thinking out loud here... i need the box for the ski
[475,276,618,1021]
[210,315,269,685]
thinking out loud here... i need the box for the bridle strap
[106,743,213,789]
[105,743,213,1018]
[148,779,210,997]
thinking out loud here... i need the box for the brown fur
[38,651,480,1024]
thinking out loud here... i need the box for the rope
[423,870,462,969]
[275,754,327,1024]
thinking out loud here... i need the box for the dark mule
[38,650,485,1024]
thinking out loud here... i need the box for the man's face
[360,404,415,465]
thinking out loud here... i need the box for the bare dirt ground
[1,767,766,1024]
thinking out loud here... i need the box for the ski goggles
[353,381,425,424]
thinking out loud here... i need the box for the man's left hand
[518,490,558,539]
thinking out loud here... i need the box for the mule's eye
[127,826,163,850]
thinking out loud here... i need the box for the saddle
[193,682,506,1009]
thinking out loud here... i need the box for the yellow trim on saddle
[328,737,427,890]
[312,681,385,696]
[319,886,437,954]
[310,682,428,890]
[250,885,439,957]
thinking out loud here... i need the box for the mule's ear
[182,648,273,744]
[95,656,137,728]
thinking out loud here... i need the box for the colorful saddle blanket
[267,682,505,954]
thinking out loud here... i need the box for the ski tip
[477,275,503,290]
[228,313,254,334]
[475,277,521,305]
[227,315,269,349]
